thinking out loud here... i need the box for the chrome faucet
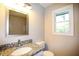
[17,40,21,47]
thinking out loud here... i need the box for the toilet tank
[35,41,45,49]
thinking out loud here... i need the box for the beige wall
[0,3,45,44]
[45,3,79,56]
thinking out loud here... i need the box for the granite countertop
[0,43,42,56]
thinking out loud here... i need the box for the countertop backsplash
[0,39,32,51]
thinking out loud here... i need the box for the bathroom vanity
[0,40,44,56]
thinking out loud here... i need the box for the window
[53,5,74,36]
[55,12,69,33]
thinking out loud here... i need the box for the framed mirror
[7,10,29,35]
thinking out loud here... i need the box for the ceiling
[40,3,52,8]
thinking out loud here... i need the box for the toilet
[43,51,54,56]
[35,41,54,56]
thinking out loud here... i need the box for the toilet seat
[43,51,54,56]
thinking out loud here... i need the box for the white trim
[52,4,74,36]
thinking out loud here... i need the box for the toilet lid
[43,51,54,56]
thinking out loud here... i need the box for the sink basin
[11,47,32,56]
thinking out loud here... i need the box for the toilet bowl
[43,51,54,56]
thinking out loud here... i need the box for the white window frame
[52,5,74,36]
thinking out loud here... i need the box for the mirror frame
[6,8,29,36]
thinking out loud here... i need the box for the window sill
[52,32,74,36]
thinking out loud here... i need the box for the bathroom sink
[11,47,32,56]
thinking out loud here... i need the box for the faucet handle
[18,39,20,42]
